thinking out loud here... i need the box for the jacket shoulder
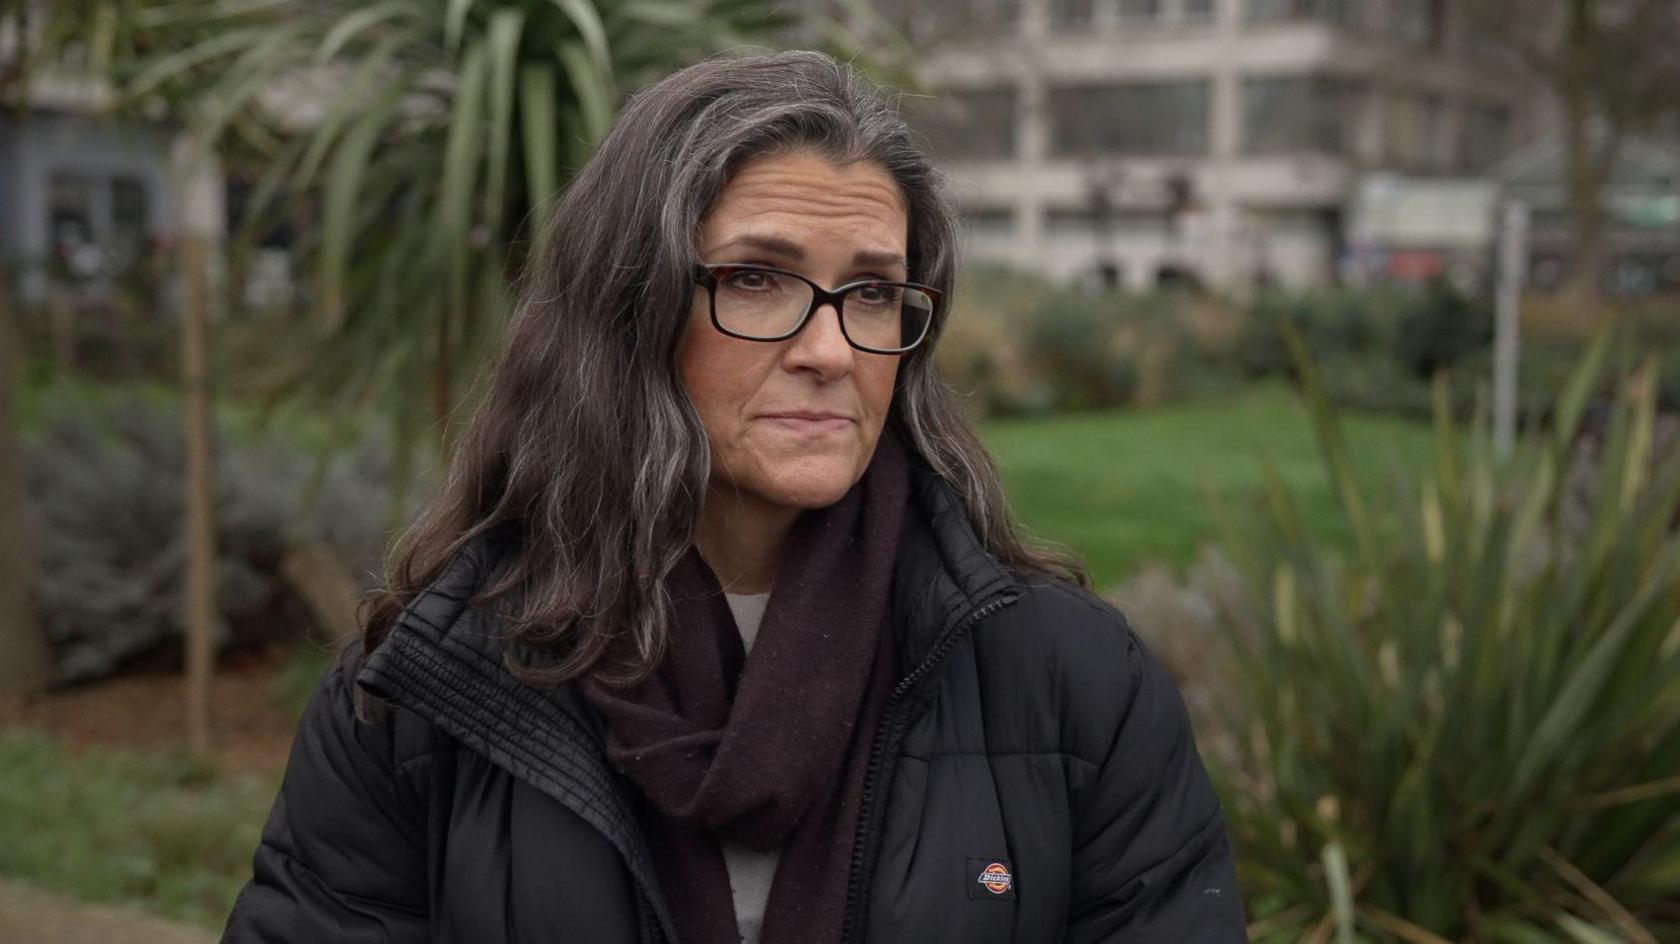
[982,575,1140,679]
[1003,577,1131,644]
[970,576,1182,767]
[224,650,457,941]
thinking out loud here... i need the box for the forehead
[700,151,909,252]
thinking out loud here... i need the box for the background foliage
[1210,334,1680,942]
[25,386,412,680]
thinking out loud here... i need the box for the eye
[724,269,777,291]
[855,284,902,305]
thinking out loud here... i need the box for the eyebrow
[707,233,908,271]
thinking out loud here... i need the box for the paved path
[0,879,215,944]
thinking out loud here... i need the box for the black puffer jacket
[223,467,1245,943]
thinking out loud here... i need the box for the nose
[782,298,854,379]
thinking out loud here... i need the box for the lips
[759,411,854,434]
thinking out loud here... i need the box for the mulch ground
[0,647,301,777]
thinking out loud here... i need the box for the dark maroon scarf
[580,429,909,944]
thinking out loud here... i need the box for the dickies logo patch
[978,863,1013,894]
[967,857,1017,899]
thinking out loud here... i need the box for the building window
[1184,0,1217,22]
[907,88,1018,162]
[42,167,160,286]
[1390,0,1444,47]
[1049,81,1212,157]
[48,172,98,257]
[1053,0,1163,25]
[1045,206,1170,235]
[960,207,1018,240]
[1384,92,1443,169]
[1246,0,1373,28]
[899,0,1020,43]
[109,175,151,273]
[1118,0,1164,18]
[1422,93,1445,168]
[1241,75,1364,155]
[1459,102,1512,170]
[1051,0,1218,27]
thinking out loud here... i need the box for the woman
[224,51,1244,944]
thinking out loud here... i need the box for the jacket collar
[353,464,1018,938]
[893,460,1020,671]
[354,532,677,942]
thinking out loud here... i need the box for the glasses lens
[843,284,934,352]
[711,268,813,339]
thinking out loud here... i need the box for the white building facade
[896,0,1535,291]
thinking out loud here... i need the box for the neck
[693,485,799,594]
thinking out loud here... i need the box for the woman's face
[679,150,909,516]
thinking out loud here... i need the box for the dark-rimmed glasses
[692,263,939,355]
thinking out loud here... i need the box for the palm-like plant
[91,0,864,445]
[1216,330,1680,942]
[1,0,148,90]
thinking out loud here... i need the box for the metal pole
[1494,200,1528,461]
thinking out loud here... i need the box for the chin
[754,456,866,510]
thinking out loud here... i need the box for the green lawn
[0,731,276,929]
[983,382,1437,587]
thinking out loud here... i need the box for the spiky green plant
[95,0,832,437]
[1214,330,1680,943]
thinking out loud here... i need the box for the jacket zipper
[639,889,666,944]
[838,590,1020,944]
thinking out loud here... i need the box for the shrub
[1211,332,1680,941]
[942,267,1246,415]
[1393,280,1495,379]
[1011,284,1195,412]
[944,269,1568,421]
[25,390,416,681]
[937,266,1057,416]
[1243,282,1496,419]
[1020,289,1141,410]
[1240,288,1371,380]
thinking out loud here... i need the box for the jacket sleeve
[1065,620,1246,943]
[221,656,434,943]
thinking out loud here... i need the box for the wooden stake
[0,273,54,699]
[181,230,215,756]
[174,132,222,757]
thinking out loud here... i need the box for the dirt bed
[0,879,217,944]
[0,648,304,777]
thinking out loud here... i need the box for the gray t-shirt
[721,591,779,944]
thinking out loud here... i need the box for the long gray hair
[362,50,1086,686]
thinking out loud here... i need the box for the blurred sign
[1348,174,1499,249]
[1610,193,1680,228]
[1386,249,1445,280]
